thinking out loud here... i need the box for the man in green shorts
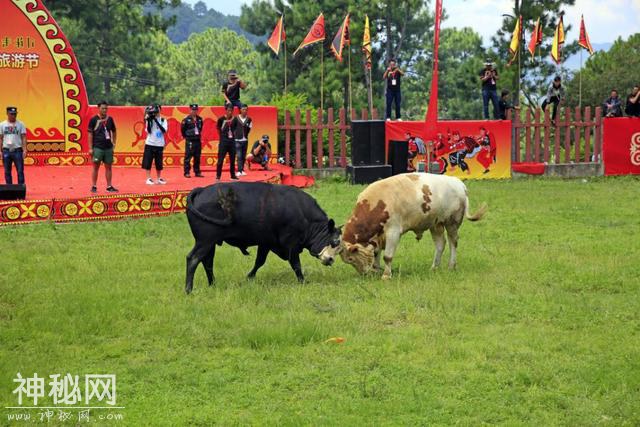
[88,100,118,192]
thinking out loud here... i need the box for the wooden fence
[278,106,603,169]
[279,108,378,169]
[509,106,603,164]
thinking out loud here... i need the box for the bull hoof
[381,273,392,280]
[247,273,256,280]
[185,287,193,294]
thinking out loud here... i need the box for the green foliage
[2,177,640,424]
[47,0,180,105]
[149,1,265,44]
[160,29,261,106]
[239,0,434,117]
[565,34,640,108]
[491,0,579,107]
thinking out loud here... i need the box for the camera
[145,104,159,118]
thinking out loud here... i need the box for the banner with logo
[603,117,640,176]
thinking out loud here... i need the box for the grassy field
[1,176,639,425]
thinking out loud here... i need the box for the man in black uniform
[221,70,247,111]
[215,103,238,180]
[181,103,204,178]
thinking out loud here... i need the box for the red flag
[425,0,442,127]
[267,15,285,56]
[527,17,543,59]
[578,15,594,55]
[293,13,325,56]
[330,14,350,62]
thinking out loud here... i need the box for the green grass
[1,176,640,425]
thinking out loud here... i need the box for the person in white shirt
[142,104,168,185]
[0,106,28,185]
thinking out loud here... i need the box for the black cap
[554,75,562,82]
[7,106,17,114]
[190,103,198,110]
[261,134,269,141]
[240,103,248,109]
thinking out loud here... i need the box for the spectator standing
[181,103,204,178]
[221,70,247,111]
[142,104,168,185]
[232,104,252,176]
[625,85,640,117]
[383,59,404,121]
[216,104,238,180]
[479,60,499,120]
[87,101,118,193]
[0,106,27,185]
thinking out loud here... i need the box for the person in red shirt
[405,132,419,172]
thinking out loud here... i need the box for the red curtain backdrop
[603,117,640,176]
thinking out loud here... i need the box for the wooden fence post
[305,109,312,169]
[340,108,347,167]
[327,108,335,167]
[594,107,602,162]
[574,107,582,163]
[284,110,291,167]
[525,109,532,162]
[564,108,572,163]
[316,109,324,169]
[584,107,592,162]
[295,109,301,168]
[543,108,551,163]
[534,108,541,163]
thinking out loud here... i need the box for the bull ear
[328,219,335,232]
[349,246,358,253]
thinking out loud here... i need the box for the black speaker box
[351,120,371,165]
[0,184,26,200]
[346,165,392,185]
[388,140,408,175]
[369,120,386,165]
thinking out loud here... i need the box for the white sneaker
[157,178,166,185]
[146,178,155,185]
[397,118,403,121]
[241,171,247,176]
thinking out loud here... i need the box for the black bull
[185,182,341,293]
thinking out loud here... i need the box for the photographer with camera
[246,134,272,171]
[221,70,247,111]
[479,60,500,120]
[383,59,404,121]
[216,103,239,180]
[142,104,168,185]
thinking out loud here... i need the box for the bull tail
[186,186,234,226]
[465,197,487,222]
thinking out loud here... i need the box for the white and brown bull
[340,173,486,279]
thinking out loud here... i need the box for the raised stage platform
[0,164,313,226]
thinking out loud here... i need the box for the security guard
[181,103,204,178]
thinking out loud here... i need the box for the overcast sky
[194,0,639,45]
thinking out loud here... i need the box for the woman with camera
[142,104,168,185]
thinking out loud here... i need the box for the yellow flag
[551,16,565,64]
[508,15,522,65]
[362,15,372,69]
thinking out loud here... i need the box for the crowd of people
[2,65,640,189]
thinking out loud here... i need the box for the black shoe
[215,176,221,181]
[90,186,97,193]
[106,186,118,192]
[231,176,239,180]
[184,173,191,178]
[195,173,204,177]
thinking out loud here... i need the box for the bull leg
[373,248,382,271]
[247,245,269,279]
[185,242,211,294]
[430,224,446,270]
[202,245,216,286]
[445,223,460,270]
[288,251,304,283]
[381,229,401,280]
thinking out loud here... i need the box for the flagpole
[368,67,373,116]
[284,39,287,96]
[579,49,582,108]
[348,45,353,115]
[320,43,324,113]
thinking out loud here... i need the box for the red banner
[385,120,511,179]
[603,117,640,176]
